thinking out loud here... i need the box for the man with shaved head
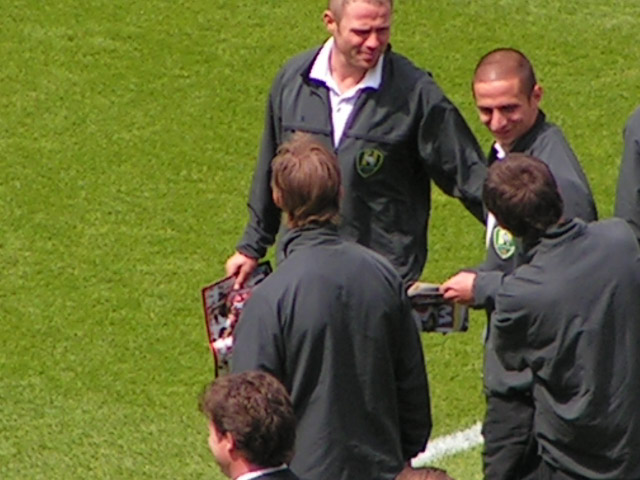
[473,49,540,150]
[443,48,597,305]
[441,48,598,479]
[225,0,487,287]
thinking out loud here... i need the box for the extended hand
[225,251,259,289]
[440,271,477,305]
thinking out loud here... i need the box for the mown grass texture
[2,1,639,479]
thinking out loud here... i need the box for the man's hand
[440,271,477,305]
[225,252,259,289]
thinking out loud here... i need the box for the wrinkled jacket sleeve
[393,292,432,459]
[483,284,537,480]
[483,393,538,480]
[614,107,640,242]
[487,281,534,388]
[472,238,527,310]
[417,88,487,223]
[471,270,506,311]
[231,290,285,381]
[236,79,284,259]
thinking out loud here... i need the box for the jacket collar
[488,110,547,163]
[527,218,586,256]
[281,222,340,259]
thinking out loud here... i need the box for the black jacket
[614,106,640,241]
[232,224,431,480]
[474,112,598,480]
[474,111,598,311]
[237,46,486,283]
[490,218,640,479]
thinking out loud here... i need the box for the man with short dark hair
[199,371,299,480]
[440,48,598,479]
[232,133,431,480]
[484,154,640,480]
[225,0,486,287]
[614,106,640,242]
[442,47,597,309]
[483,154,564,238]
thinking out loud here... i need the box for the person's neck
[329,50,368,93]
[229,458,260,479]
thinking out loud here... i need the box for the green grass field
[2,1,639,478]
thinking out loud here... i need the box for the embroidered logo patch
[355,148,385,178]
[492,226,516,260]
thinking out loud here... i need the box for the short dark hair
[199,371,296,468]
[271,132,341,228]
[483,153,563,239]
[473,48,537,96]
[395,466,456,480]
[329,0,393,20]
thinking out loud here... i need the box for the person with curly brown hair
[200,371,299,480]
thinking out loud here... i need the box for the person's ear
[272,187,284,209]
[323,9,337,36]
[223,432,240,460]
[530,84,543,106]
[273,187,295,226]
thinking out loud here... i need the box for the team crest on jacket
[356,148,385,178]
[492,226,516,259]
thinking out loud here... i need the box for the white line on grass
[412,422,483,466]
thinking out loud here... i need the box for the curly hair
[200,371,296,468]
[395,465,456,480]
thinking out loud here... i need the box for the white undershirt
[235,464,287,480]
[485,143,506,248]
[309,37,384,147]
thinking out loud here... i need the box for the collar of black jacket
[527,218,586,256]
[281,222,340,259]
[488,110,547,164]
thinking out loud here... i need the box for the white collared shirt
[235,464,287,480]
[485,143,506,248]
[309,37,384,147]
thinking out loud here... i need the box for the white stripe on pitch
[411,422,483,466]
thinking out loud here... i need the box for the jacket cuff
[471,270,504,310]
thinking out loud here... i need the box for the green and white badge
[356,148,385,178]
[492,226,516,259]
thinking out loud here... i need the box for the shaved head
[328,0,393,20]
[473,48,537,96]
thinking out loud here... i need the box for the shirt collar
[235,464,288,480]
[309,37,384,95]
